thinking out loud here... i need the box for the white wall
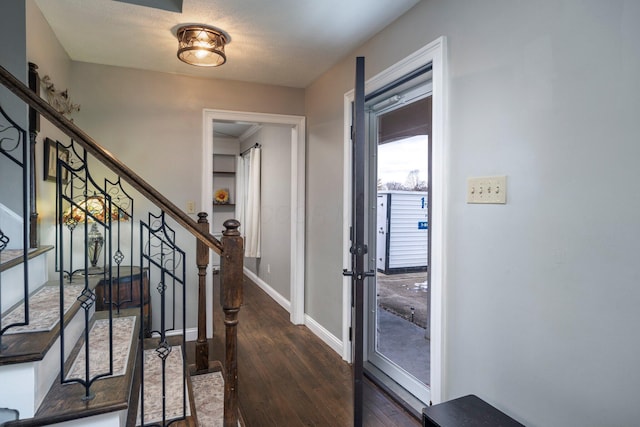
[242,125,292,301]
[305,1,640,426]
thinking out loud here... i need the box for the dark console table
[422,394,524,427]
[95,266,151,337]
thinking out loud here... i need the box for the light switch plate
[186,200,196,214]
[467,176,507,204]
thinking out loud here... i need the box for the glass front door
[365,79,433,406]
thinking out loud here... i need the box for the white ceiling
[35,0,419,89]
[213,121,258,139]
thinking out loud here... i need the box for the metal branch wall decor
[40,75,80,118]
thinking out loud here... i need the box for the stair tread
[0,246,53,272]
[2,284,85,334]
[191,366,225,427]
[6,309,141,426]
[0,276,101,365]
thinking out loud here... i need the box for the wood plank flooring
[205,275,421,427]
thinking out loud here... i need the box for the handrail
[0,65,223,255]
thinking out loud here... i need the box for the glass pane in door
[375,133,430,386]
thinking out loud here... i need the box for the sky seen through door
[377,135,429,188]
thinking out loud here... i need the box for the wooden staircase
[0,247,81,419]
[0,249,137,426]
[1,251,237,426]
[0,63,244,427]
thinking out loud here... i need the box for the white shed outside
[376,191,428,274]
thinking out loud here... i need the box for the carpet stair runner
[191,369,226,427]
[138,335,196,426]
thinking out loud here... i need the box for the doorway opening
[202,110,306,328]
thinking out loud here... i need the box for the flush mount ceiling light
[176,25,229,67]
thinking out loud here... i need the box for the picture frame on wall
[43,138,70,184]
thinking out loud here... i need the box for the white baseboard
[184,327,197,342]
[243,267,291,312]
[304,314,344,356]
[164,327,198,342]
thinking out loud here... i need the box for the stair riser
[0,304,93,417]
[0,202,23,251]
[42,410,126,427]
[1,253,48,313]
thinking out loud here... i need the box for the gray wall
[242,125,292,300]
[63,62,303,331]
[305,0,640,426]
[25,0,304,330]
[67,62,304,327]
[26,0,74,265]
[0,1,26,120]
[0,1,27,217]
[19,0,640,424]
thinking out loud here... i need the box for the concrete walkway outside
[376,271,430,385]
[377,307,430,385]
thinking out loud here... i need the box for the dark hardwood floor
[205,275,421,427]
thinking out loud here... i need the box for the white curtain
[242,147,261,258]
[235,155,246,235]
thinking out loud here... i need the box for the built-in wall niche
[211,152,237,240]
[213,154,236,204]
[212,154,236,206]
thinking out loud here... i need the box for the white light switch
[467,176,507,204]
[186,200,196,214]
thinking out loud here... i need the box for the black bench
[422,394,524,426]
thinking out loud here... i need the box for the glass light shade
[63,195,129,226]
[177,25,228,67]
[62,195,129,271]
[87,222,104,268]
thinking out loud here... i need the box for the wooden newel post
[195,212,210,372]
[220,219,243,427]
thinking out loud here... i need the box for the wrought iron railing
[0,63,243,426]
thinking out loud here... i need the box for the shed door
[376,194,388,272]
